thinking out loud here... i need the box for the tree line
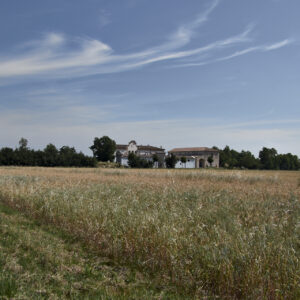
[0,138,97,167]
[89,136,300,170]
[1,137,299,170]
[215,146,300,170]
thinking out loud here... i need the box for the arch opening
[199,159,205,168]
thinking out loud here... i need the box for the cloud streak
[173,38,294,68]
[161,0,220,50]
[0,0,293,79]
[217,38,294,61]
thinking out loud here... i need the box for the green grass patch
[0,202,184,299]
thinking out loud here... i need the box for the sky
[0,0,299,156]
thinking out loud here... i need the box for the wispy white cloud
[0,29,251,78]
[116,25,253,72]
[161,0,219,51]
[263,39,293,51]
[174,38,294,68]
[0,34,113,77]
[218,38,294,61]
[0,0,293,79]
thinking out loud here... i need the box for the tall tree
[59,146,76,166]
[165,153,178,168]
[15,138,33,166]
[43,144,59,167]
[259,147,278,170]
[238,151,260,169]
[128,152,153,168]
[277,153,300,170]
[0,148,15,165]
[219,146,238,168]
[0,139,96,167]
[18,137,28,150]
[90,136,116,162]
[207,155,214,167]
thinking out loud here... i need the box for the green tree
[207,155,214,167]
[90,136,116,162]
[0,139,96,168]
[128,152,139,168]
[220,146,238,168]
[18,137,28,150]
[238,151,260,169]
[128,152,153,168]
[259,147,278,170]
[15,138,34,166]
[277,153,300,170]
[0,148,16,165]
[59,146,77,166]
[165,153,178,168]
[43,144,59,167]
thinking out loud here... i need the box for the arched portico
[199,159,205,168]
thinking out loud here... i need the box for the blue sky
[0,0,299,156]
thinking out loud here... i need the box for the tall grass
[0,202,181,299]
[0,167,299,298]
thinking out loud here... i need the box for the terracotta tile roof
[116,144,127,150]
[116,144,165,151]
[137,145,165,151]
[169,147,218,153]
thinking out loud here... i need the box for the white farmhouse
[168,147,220,168]
[115,140,165,167]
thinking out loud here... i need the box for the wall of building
[175,159,196,168]
[121,157,129,167]
[173,152,220,168]
[128,142,138,153]
[195,153,219,168]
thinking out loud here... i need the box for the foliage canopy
[0,138,97,167]
[90,136,116,162]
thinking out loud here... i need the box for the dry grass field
[0,167,299,299]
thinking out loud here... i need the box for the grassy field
[0,167,299,299]
[0,202,182,299]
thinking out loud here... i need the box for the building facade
[168,147,219,168]
[115,140,165,167]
